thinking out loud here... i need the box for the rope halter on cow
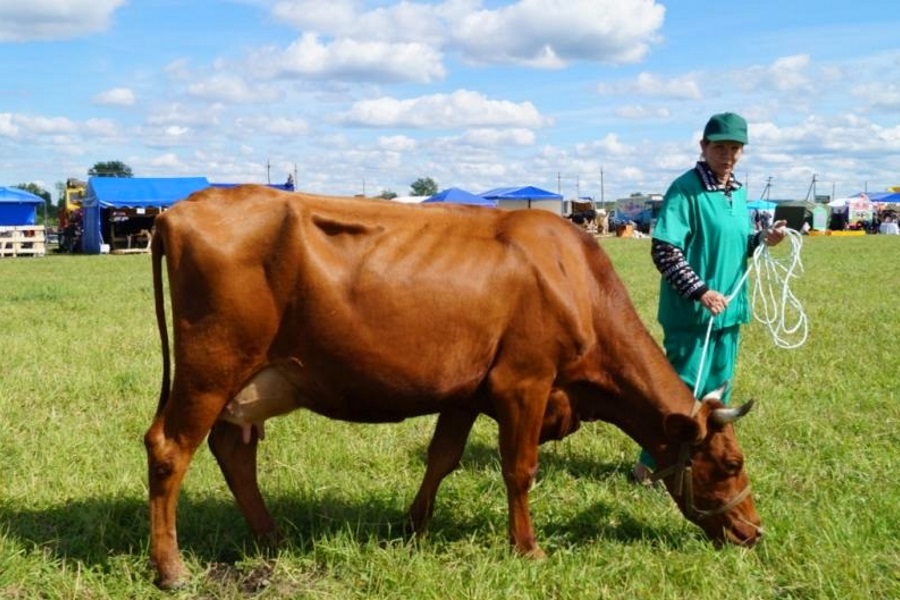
[647,400,755,521]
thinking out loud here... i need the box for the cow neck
[607,352,696,462]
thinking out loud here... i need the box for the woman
[632,112,786,484]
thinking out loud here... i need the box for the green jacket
[653,168,751,331]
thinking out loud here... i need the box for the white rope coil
[693,227,808,398]
[747,227,808,350]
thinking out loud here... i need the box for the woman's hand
[700,289,729,315]
[765,220,788,246]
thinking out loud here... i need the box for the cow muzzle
[649,444,764,546]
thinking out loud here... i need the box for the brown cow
[145,185,762,589]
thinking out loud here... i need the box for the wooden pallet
[0,225,47,257]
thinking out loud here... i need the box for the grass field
[1,235,898,599]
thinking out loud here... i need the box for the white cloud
[271,0,664,68]
[0,114,77,137]
[146,103,223,128]
[0,113,20,138]
[187,74,282,104]
[271,0,359,33]
[459,128,535,147]
[854,83,900,112]
[250,33,446,84]
[164,59,194,82]
[0,0,126,42]
[164,126,190,138]
[147,153,184,169]
[450,0,665,67]
[737,54,812,94]
[341,90,550,129]
[599,72,701,100]
[232,115,310,137]
[575,133,629,157]
[82,118,118,138]
[378,135,417,152]
[615,105,671,119]
[93,87,136,107]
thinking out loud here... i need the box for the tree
[410,177,438,197]
[88,161,133,178]
[379,189,398,200]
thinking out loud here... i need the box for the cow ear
[663,410,706,444]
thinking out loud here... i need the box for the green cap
[703,112,748,144]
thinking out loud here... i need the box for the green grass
[1,236,899,599]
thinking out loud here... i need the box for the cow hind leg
[208,420,278,540]
[408,410,478,532]
[145,412,213,589]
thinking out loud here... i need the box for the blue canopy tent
[480,185,563,213]
[82,177,210,254]
[746,199,778,211]
[866,191,900,204]
[0,186,44,226]
[424,187,496,206]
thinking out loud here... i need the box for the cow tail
[151,229,171,417]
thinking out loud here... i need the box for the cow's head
[656,387,763,547]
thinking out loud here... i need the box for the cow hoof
[152,558,190,591]
[154,570,189,591]
[255,529,282,551]
[514,544,546,560]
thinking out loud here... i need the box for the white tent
[390,195,429,204]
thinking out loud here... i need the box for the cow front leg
[145,415,207,589]
[208,420,278,540]
[408,409,478,532]
[495,387,549,559]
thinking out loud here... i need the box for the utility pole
[600,165,605,207]
[760,176,773,200]
[266,160,271,184]
[805,173,818,202]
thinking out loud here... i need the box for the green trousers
[638,324,741,469]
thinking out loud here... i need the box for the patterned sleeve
[651,238,709,300]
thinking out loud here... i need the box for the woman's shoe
[629,461,654,486]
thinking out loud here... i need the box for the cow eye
[724,459,742,474]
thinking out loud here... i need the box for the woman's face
[701,140,744,182]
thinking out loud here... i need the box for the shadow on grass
[0,440,679,574]
[425,437,632,481]
[443,439,685,548]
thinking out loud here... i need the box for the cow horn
[711,399,755,425]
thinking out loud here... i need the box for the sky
[1,0,899,202]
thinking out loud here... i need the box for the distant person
[879,216,900,235]
[632,112,787,484]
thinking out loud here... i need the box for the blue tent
[0,186,44,226]
[479,185,562,201]
[424,187,496,206]
[746,199,777,211]
[82,176,210,254]
[480,185,563,212]
[866,191,900,204]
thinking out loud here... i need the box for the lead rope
[748,227,808,349]
[693,226,808,402]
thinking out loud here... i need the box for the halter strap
[649,442,751,521]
